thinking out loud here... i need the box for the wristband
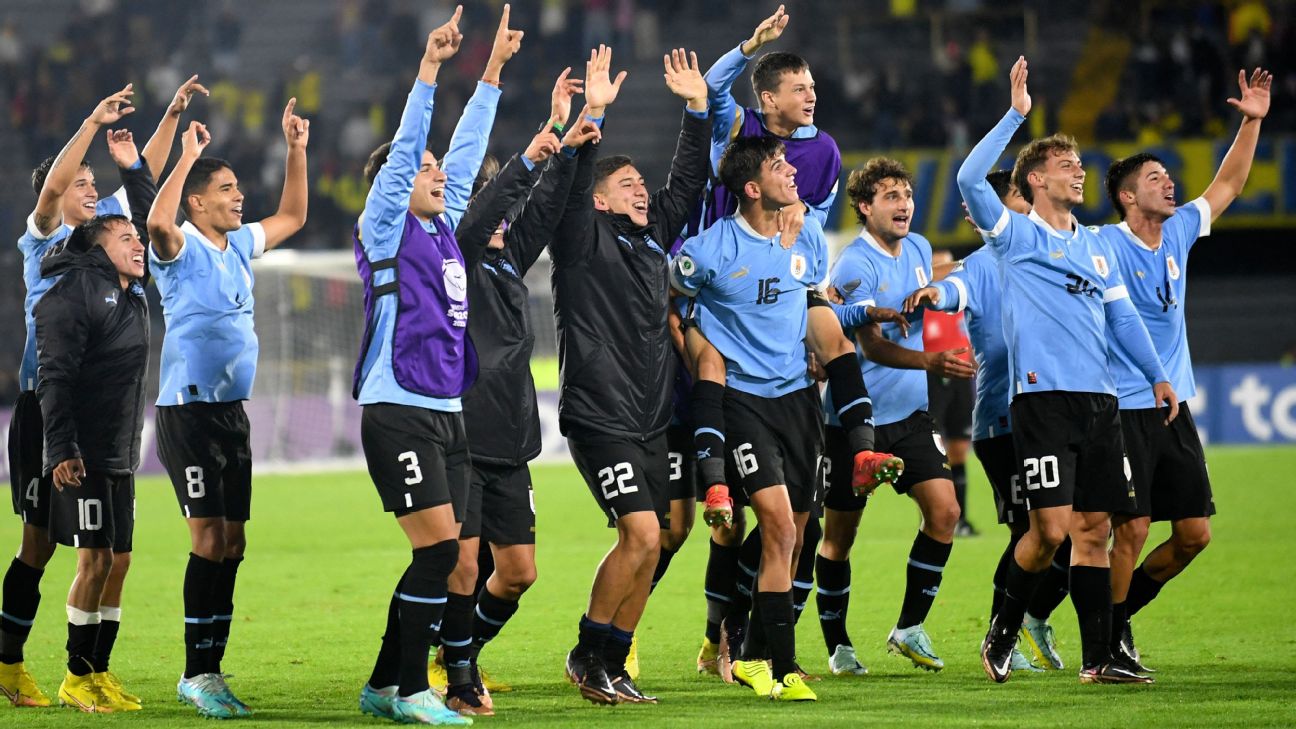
[480,78,501,88]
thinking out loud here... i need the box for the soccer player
[147,96,310,716]
[689,8,901,671]
[444,71,604,717]
[903,169,1056,673]
[3,78,200,708]
[34,212,150,712]
[814,158,973,675]
[960,57,1176,684]
[550,45,711,705]
[924,249,978,537]
[1101,68,1272,669]
[671,135,827,702]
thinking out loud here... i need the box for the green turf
[2,446,1294,726]
[530,356,559,392]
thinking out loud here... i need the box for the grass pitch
[2,446,1294,727]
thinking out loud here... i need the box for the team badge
[443,258,467,302]
[915,266,929,287]
[1091,255,1109,278]
[790,253,807,279]
[1166,255,1181,280]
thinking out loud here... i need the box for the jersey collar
[1115,221,1160,253]
[180,220,229,253]
[858,227,901,258]
[1027,208,1080,241]
[733,212,777,244]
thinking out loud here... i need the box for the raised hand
[663,48,706,111]
[424,5,464,65]
[89,84,135,126]
[167,74,210,117]
[1010,56,1031,117]
[181,120,211,159]
[561,112,603,149]
[585,45,628,116]
[742,5,789,55]
[551,67,584,127]
[1227,67,1272,121]
[105,129,141,169]
[902,286,941,313]
[486,3,524,72]
[524,125,562,164]
[282,97,310,150]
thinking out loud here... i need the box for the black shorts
[1119,403,1215,522]
[49,472,134,551]
[8,391,52,528]
[972,435,1027,526]
[361,404,470,519]
[156,402,253,522]
[465,462,536,544]
[723,386,823,514]
[666,424,698,502]
[927,373,974,441]
[826,410,951,511]
[1010,392,1134,514]
[568,428,669,528]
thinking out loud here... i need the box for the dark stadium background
[0,0,1292,407]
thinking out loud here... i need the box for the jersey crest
[915,266,929,287]
[1166,255,1180,280]
[791,253,807,280]
[1092,255,1109,278]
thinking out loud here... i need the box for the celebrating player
[960,57,1174,684]
[147,90,309,717]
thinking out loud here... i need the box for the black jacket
[549,109,712,439]
[465,152,579,466]
[36,245,150,475]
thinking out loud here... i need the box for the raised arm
[147,121,210,262]
[35,282,92,485]
[362,6,461,246]
[548,115,604,264]
[440,4,521,229]
[105,129,159,246]
[957,57,1030,246]
[139,74,209,180]
[1201,68,1272,221]
[650,49,713,244]
[33,85,135,236]
[705,5,789,155]
[457,130,559,266]
[258,99,311,250]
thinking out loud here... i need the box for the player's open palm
[90,84,135,125]
[105,129,140,169]
[168,74,209,117]
[488,4,524,67]
[747,5,790,52]
[282,97,310,150]
[424,5,464,64]
[1227,67,1272,120]
[551,67,584,127]
[585,45,627,112]
[181,120,211,159]
[663,48,706,105]
[1010,56,1031,117]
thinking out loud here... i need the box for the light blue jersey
[829,229,933,426]
[355,80,501,411]
[1100,198,1210,409]
[931,246,1011,440]
[151,221,265,405]
[958,109,1168,398]
[670,213,827,398]
[16,188,130,390]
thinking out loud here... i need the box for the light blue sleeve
[670,235,717,296]
[804,216,829,283]
[956,109,1025,252]
[362,80,437,255]
[1165,197,1211,252]
[704,44,750,174]
[440,82,503,230]
[829,301,873,329]
[807,184,837,229]
[931,263,969,313]
[226,222,268,261]
[830,249,878,307]
[1104,253,1168,385]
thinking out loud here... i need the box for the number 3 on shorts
[398,451,423,486]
